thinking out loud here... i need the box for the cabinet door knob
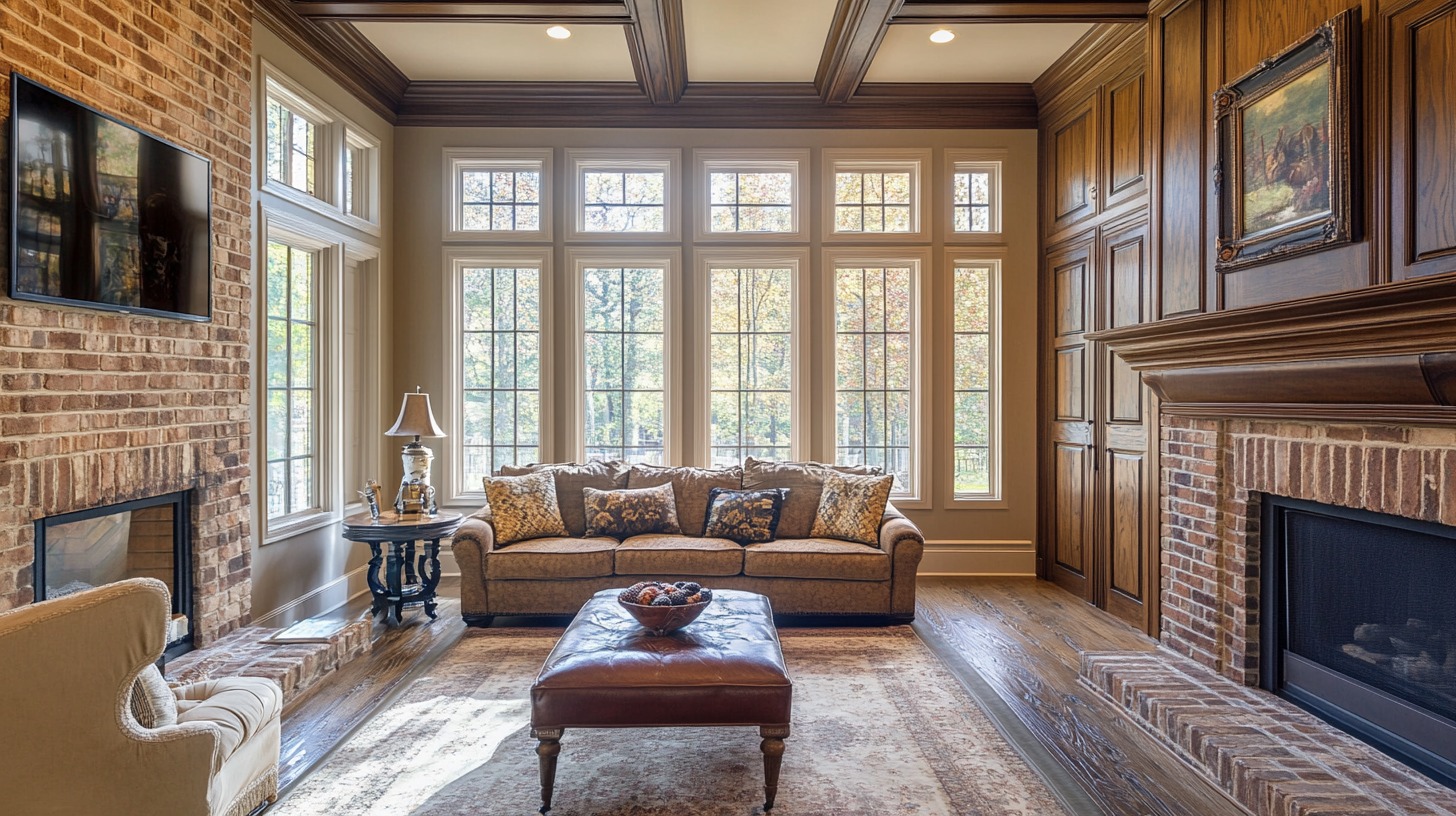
[1089,184,1099,200]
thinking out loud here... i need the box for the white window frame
[944,251,1004,506]
[564,248,681,464]
[565,148,682,242]
[341,126,382,233]
[947,149,1005,240]
[697,248,809,467]
[443,247,554,506]
[444,147,553,242]
[821,247,930,507]
[692,149,809,242]
[821,148,932,242]
[259,211,346,543]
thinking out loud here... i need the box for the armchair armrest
[451,506,495,619]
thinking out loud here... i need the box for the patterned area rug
[270,627,1073,816]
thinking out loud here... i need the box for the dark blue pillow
[702,487,789,545]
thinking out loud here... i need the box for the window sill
[263,509,339,545]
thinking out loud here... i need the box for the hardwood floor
[275,576,1243,814]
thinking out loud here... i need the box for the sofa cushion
[614,534,744,576]
[583,483,681,539]
[741,458,882,539]
[484,470,569,545]
[703,487,787,545]
[486,536,618,580]
[626,464,742,536]
[743,538,890,581]
[174,677,282,762]
[129,664,177,729]
[810,470,895,546]
[499,460,629,537]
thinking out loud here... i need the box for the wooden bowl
[618,596,711,636]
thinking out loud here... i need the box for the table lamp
[385,387,446,516]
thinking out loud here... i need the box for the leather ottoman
[529,588,793,813]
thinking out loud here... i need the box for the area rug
[270,627,1075,815]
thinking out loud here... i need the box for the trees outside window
[833,263,916,494]
[264,241,317,520]
[460,265,543,487]
[581,264,668,463]
[707,264,796,467]
[952,262,998,497]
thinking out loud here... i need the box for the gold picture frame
[1213,9,1357,272]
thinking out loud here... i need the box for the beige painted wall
[392,127,1039,570]
[250,23,395,624]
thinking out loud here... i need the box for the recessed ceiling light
[546,25,571,40]
[929,28,955,44]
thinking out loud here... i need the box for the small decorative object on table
[358,479,383,519]
[617,581,713,635]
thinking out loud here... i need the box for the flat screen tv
[9,74,211,321]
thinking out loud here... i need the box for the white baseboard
[253,565,370,628]
[917,540,1036,576]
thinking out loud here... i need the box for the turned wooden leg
[533,727,564,814]
[759,725,790,811]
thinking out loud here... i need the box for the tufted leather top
[531,589,792,729]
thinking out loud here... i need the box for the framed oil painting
[1214,9,1357,272]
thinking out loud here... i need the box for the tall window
[446,149,552,241]
[264,241,318,520]
[953,262,997,497]
[833,263,916,494]
[264,93,322,197]
[581,265,668,463]
[460,265,543,487]
[951,159,1001,234]
[707,265,795,467]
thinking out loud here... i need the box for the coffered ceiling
[258,0,1147,128]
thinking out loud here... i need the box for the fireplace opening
[33,491,193,661]
[1261,495,1456,789]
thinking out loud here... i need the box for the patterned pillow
[130,664,177,729]
[483,470,570,545]
[809,470,894,546]
[703,487,788,545]
[582,483,682,539]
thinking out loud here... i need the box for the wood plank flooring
[275,577,1243,814]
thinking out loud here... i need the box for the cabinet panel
[1052,441,1092,581]
[1392,0,1456,280]
[1056,348,1086,420]
[1049,98,1099,233]
[1055,261,1087,336]
[1105,219,1150,423]
[1155,0,1207,318]
[1108,451,1145,600]
[1105,72,1148,210]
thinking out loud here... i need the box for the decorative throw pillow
[742,457,884,538]
[809,470,894,547]
[130,664,177,729]
[703,487,788,545]
[582,483,682,539]
[626,464,743,537]
[483,470,570,545]
[497,460,629,537]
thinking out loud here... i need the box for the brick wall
[1160,416,1456,684]
[0,0,254,643]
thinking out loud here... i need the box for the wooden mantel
[1089,275,1456,424]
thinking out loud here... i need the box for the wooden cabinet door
[1101,65,1148,214]
[1097,218,1157,633]
[1046,95,1100,237]
[1045,237,1097,599]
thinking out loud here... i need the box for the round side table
[342,510,463,626]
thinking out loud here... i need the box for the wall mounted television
[9,73,211,321]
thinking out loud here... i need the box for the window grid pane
[461,168,541,231]
[834,266,913,494]
[582,266,666,464]
[953,170,993,233]
[707,170,793,233]
[462,266,542,488]
[708,267,793,467]
[265,97,319,196]
[583,170,666,232]
[265,242,317,521]
[954,265,993,496]
[834,170,913,233]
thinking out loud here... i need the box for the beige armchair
[0,578,282,816]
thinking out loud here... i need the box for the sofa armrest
[879,502,925,621]
[451,507,495,619]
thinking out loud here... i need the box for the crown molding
[287,1,633,22]
[395,81,1037,128]
[1032,20,1145,103]
[893,2,1148,23]
[257,0,408,122]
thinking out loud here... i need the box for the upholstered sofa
[452,459,925,625]
[0,577,282,816]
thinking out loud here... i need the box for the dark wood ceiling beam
[396,81,1035,128]
[288,1,632,23]
[257,0,408,122]
[815,0,903,104]
[892,2,1147,23]
[622,0,687,104]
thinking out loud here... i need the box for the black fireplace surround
[1261,495,1456,789]
[33,491,193,660]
